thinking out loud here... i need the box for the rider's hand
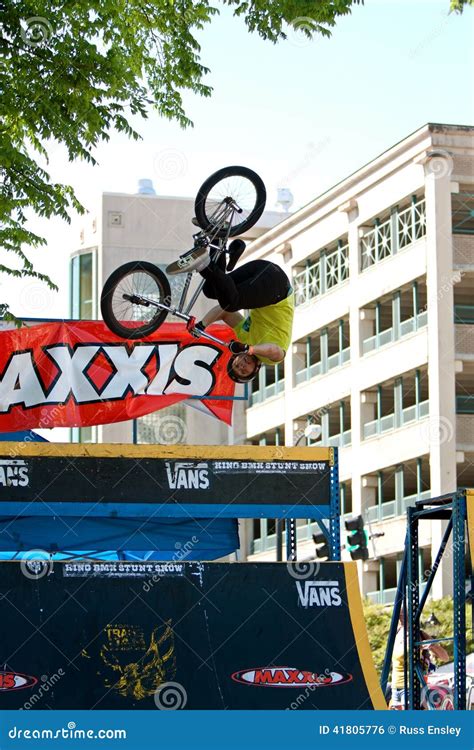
[187,317,206,338]
[229,340,249,354]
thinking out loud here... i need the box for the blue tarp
[0,430,48,442]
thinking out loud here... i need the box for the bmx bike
[100,166,266,349]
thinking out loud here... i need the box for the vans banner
[0,321,235,430]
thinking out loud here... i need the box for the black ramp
[0,561,386,710]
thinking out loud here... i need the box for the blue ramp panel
[0,561,386,710]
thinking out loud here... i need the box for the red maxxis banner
[0,321,236,430]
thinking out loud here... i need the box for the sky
[2,0,474,318]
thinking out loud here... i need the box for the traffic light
[345,515,369,561]
[312,531,330,561]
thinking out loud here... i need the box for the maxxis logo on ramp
[231,667,352,688]
[0,670,38,691]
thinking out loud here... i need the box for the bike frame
[129,201,240,348]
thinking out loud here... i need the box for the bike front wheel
[194,166,266,238]
[101,261,171,339]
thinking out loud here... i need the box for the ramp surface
[0,561,386,710]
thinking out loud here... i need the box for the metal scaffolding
[381,489,471,710]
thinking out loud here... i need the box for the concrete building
[240,124,474,601]
[69,178,285,447]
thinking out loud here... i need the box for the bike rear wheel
[194,166,266,238]
[101,261,171,339]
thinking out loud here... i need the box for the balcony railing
[366,584,427,605]
[252,520,321,554]
[250,379,284,406]
[366,588,398,605]
[362,400,429,439]
[365,490,431,523]
[360,198,426,271]
[295,346,350,385]
[362,310,427,355]
[327,430,352,448]
[294,242,349,307]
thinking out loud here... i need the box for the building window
[341,482,352,517]
[451,191,474,234]
[71,251,95,319]
[364,457,430,523]
[71,426,97,443]
[360,196,426,271]
[293,237,349,307]
[250,361,285,406]
[361,367,430,439]
[294,318,350,386]
[361,279,428,355]
[136,405,187,444]
[249,426,284,446]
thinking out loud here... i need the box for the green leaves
[450,0,474,12]
[1,0,365,318]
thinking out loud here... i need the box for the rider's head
[227,353,261,383]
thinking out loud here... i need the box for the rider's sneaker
[191,216,200,227]
[226,239,246,272]
[166,247,210,275]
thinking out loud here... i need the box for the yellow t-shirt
[391,629,406,689]
[233,291,295,366]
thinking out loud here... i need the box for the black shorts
[202,260,291,312]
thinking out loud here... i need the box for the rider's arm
[249,343,285,363]
[420,630,449,662]
[202,305,244,329]
[427,642,450,662]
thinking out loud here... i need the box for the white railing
[295,361,322,385]
[327,429,352,448]
[294,261,321,306]
[363,420,378,439]
[362,328,393,354]
[293,242,349,307]
[361,198,426,271]
[380,413,395,432]
[362,400,429,439]
[295,347,349,385]
[401,490,431,512]
[250,378,284,406]
[367,585,426,605]
[366,490,431,522]
[362,310,427,355]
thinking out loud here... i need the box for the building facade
[240,124,474,601]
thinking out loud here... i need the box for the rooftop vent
[137,178,156,196]
[276,187,294,213]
